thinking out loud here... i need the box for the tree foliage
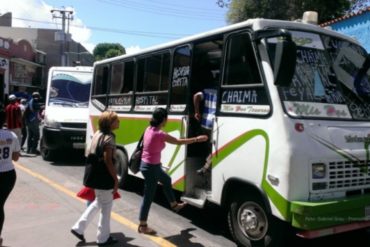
[220,0,352,24]
[93,43,126,61]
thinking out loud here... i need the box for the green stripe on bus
[210,129,291,221]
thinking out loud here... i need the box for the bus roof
[94,18,361,66]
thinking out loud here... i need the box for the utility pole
[50,8,73,66]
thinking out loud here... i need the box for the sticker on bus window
[170,104,186,112]
[268,31,324,50]
[284,101,351,118]
[108,105,131,111]
[134,105,167,112]
[220,104,270,115]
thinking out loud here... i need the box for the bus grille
[328,160,370,189]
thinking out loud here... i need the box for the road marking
[14,161,176,247]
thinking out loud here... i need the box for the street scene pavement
[3,152,370,247]
[2,152,236,247]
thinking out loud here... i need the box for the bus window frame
[218,30,273,119]
[106,58,135,113]
[91,64,110,112]
[133,50,171,113]
[169,44,193,114]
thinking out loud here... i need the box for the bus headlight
[312,163,326,179]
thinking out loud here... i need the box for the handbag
[83,134,115,190]
[129,133,144,174]
[76,186,121,201]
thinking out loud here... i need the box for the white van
[41,66,93,161]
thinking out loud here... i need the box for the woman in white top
[0,109,21,246]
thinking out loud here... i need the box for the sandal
[138,224,157,235]
[171,202,187,212]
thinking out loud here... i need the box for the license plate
[73,143,85,149]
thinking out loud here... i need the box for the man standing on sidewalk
[25,92,41,155]
[5,94,22,146]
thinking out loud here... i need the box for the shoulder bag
[83,134,115,189]
[129,133,144,174]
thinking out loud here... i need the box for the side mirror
[273,36,296,87]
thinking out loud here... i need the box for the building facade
[321,7,370,52]
[0,12,94,102]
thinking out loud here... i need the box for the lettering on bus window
[108,95,132,111]
[275,32,370,120]
[172,66,189,88]
[279,47,345,104]
[135,95,159,105]
[170,46,190,110]
[220,88,270,115]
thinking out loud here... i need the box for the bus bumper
[290,194,370,238]
[42,126,86,150]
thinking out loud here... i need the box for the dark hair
[150,108,168,127]
[0,109,5,128]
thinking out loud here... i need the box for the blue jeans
[139,161,176,221]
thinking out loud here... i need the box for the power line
[11,16,189,39]
[98,0,225,21]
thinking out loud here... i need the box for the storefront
[0,38,10,105]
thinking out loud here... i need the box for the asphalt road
[3,151,370,247]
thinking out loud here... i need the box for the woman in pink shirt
[138,108,207,235]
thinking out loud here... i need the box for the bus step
[180,196,206,208]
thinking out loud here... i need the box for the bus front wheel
[227,196,277,247]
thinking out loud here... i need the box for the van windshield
[49,71,92,108]
[268,30,370,120]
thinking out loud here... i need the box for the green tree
[93,43,126,61]
[220,0,352,24]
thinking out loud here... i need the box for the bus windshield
[49,71,92,108]
[270,30,370,120]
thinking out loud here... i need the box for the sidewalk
[2,164,167,247]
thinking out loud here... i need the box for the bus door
[181,36,224,206]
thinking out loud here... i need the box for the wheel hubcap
[237,201,268,241]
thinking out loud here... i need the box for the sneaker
[98,236,118,246]
[70,229,85,242]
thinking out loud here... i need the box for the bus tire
[115,149,130,189]
[40,137,55,161]
[227,195,278,247]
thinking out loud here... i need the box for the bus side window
[121,61,134,93]
[224,33,261,86]
[110,62,124,94]
[93,65,109,95]
[170,46,191,111]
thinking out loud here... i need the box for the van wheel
[115,149,130,189]
[40,137,55,161]
[227,195,279,247]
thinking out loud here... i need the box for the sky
[1,0,229,54]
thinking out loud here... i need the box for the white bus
[86,18,370,246]
[41,66,93,161]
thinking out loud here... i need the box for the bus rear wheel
[114,149,130,189]
[227,196,277,247]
